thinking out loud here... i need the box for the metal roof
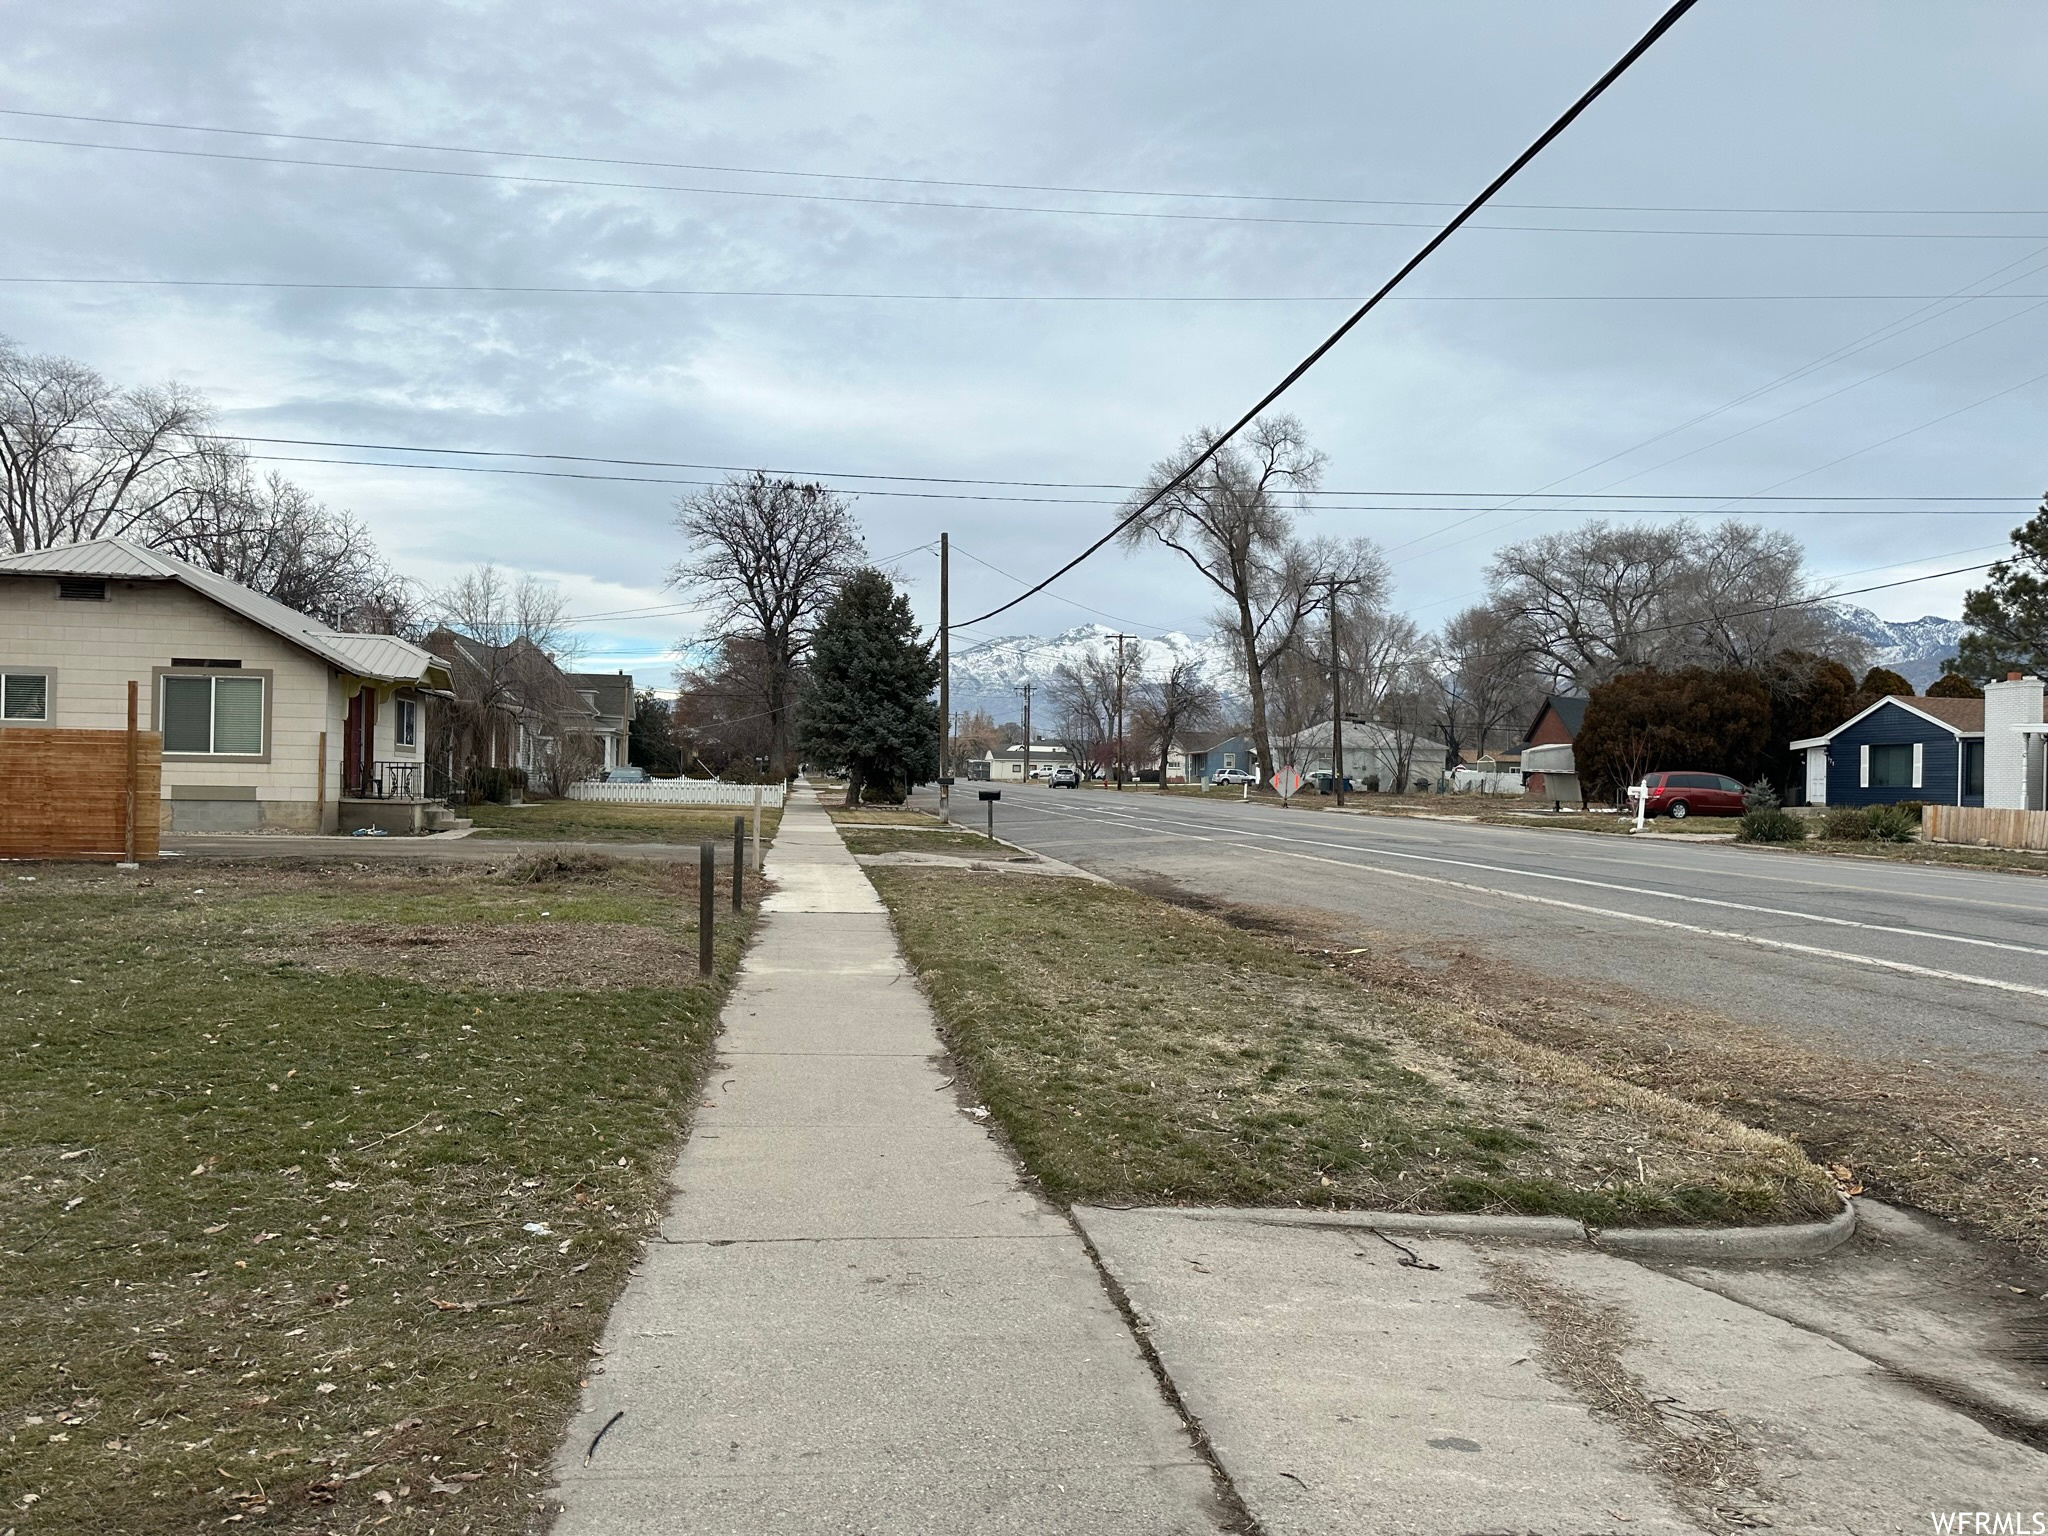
[0,538,450,687]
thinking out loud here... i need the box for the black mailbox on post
[977,788,1000,838]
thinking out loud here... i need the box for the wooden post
[123,681,138,865]
[699,841,715,977]
[317,730,328,831]
[732,816,745,910]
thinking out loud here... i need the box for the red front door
[342,688,376,795]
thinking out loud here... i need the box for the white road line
[1012,798,2048,998]
[1040,797,2048,961]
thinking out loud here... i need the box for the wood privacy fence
[1924,803,2048,852]
[567,778,785,808]
[0,725,162,860]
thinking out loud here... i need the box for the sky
[3,1,2046,683]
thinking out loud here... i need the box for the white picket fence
[567,778,785,808]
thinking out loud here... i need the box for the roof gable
[0,538,447,687]
[1790,692,1985,749]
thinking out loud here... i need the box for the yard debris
[521,1221,554,1237]
[583,1409,625,1465]
[962,1105,991,1120]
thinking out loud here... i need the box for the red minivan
[1641,770,1747,819]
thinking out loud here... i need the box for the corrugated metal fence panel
[0,727,162,859]
[566,779,785,808]
[1925,803,2048,851]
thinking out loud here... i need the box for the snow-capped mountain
[947,624,1242,723]
[1831,605,1966,688]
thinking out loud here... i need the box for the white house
[1273,719,1452,793]
[978,741,1077,781]
[0,538,453,833]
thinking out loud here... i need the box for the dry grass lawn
[463,799,781,844]
[871,868,1836,1228]
[0,853,757,1533]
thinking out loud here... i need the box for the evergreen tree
[1953,499,2048,682]
[1857,666,1914,699]
[799,568,940,807]
[1926,672,1983,699]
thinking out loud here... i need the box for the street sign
[1271,766,1304,799]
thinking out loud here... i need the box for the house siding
[1822,699,1975,808]
[1,575,353,831]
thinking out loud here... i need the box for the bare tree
[1429,602,1543,763]
[1487,518,1851,692]
[1048,648,1118,778]
[1134,655,1220,785]
[426,565,588,788]
[671,473,865,781]
[159,469,416,632]
[1120,415,1353,784]
[0,336,235,553]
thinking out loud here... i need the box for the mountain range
[946,607,1969,724]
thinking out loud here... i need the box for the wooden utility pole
[938,531,950,823]
[1318,579,1359,808]
[1021,682,1032,786]
[1109,633,1134,790]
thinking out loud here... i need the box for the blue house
[1790,695,1986,808]
[1184,732,1257,783]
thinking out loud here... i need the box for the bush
[1866,804,1921,843]
[1822,806,1871,840]
[463,765,528,805]
[1894,799,1925,822]
[1738,806,1808,843]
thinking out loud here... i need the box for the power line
[9,106,2048,220]
[207,432,2035,500]
[237,451,2026,513]
[14,274,2048,303]
[9,128,2048,240]
[1379,244,2048,564]
[958,0,1698,628]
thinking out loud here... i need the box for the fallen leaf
[58,1149,87,1161]
[203,1223,228,1235]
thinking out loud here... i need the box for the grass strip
[463,800,781,844]
[870,868,1835,1228]
[0,855,755,1531]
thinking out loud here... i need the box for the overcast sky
[4,1,2046,679]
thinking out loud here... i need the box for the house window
[2,671,49,721]
[1963,739,1985,797]
[393,697,418,749]
[163,674,263,755]
[1868,742,1915,788]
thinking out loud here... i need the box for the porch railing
[348,760,430,801]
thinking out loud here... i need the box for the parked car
[1048,765,1082,788]
[1640,770,1746,819]
[1309,771,1354,795]
[1211,768,1256,787]
[601,766,650,783]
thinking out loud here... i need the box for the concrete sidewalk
[546,784,1228,1534]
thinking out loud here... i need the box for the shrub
[463,765,529,804]
[1738,806,1807,843]
[1894,800,1925,821]
[1866,804,1921,843]
[1823,806,1872,840]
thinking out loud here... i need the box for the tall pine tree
[799,568,940,806]
[1953,498,2048,682]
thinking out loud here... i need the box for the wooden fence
[1924,803,2048,852]
[0,724,162,860]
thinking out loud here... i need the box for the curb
[1079,1198,1858,1262]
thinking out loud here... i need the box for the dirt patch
[262,920,702,991]
[1149,884,2048,1262]
[1489,1259,1768,1534]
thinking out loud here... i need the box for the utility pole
[1021,682,1033,786]
[1109,633,1135,790]
[938,531,950,823]
[1318,578,1359,808]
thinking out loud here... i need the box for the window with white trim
[2,671,49,721]
[393,697,418,749]
[1868,742,1915,788]
[162,674,263,755]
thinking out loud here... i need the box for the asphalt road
[955,785,2048,1088]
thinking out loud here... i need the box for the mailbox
[978,790,1001,802]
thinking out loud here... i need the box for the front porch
[338,759,470,836]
